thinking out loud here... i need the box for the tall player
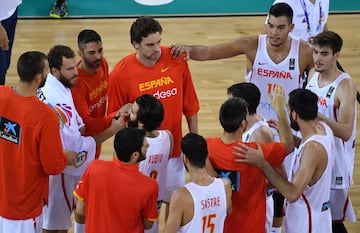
[128,94,173,233]
[107,16,199,216]
[306,31,357,233]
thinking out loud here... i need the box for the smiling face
[266,15,293,47]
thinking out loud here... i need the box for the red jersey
[71,58,116,158]
[206,138,286,233]
[0,87,68,220]
[107,47,199,157]
[74,159,159,233]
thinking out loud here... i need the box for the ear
[291,110,298,121]
[130,151,139,163]
[289,23,295,32]
[334,51,340,60]
[35,73,42,85]
[77,49,83,58]
[132,41,140,50]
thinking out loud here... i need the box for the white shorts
[0,215,42,233]
[42,174,79,230]
[265,190,274,233]
[164,155,186,203]
[330,188,356,222]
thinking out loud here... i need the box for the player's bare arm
[221,178,233,215]
[186,114,198,134]
[318,78,356,140]
[163,187,190,233]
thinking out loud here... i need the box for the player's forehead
[267,15,290,26]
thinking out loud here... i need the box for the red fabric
[71,58,116,158]
[206,138,286,233]
[0,87,68,219]
[107,47,199,157]
[74,159,159,233]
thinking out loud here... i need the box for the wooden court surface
[6,14,360,232]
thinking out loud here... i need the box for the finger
[234,159,247,163]
[232,151,247,158]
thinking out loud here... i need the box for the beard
[137,150,146,163]
[38,75,47,88]
[290,116,300,131]
[59,73,77,89]
[83,56,102,69]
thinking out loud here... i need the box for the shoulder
[111,53,136,72]
[252,125,274,143]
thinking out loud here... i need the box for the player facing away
[127,94,173,233]
[164,133,232,233]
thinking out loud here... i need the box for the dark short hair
[219,97,248,133]
[312,31,343,54]
[269,2,293,24]
[136,94,164,132]
[17,51,47,83]
[48,45,75,70]
[78,29,102,51]
[130,16,163,44]
[288,89,318,121]
[227,82,260,114]
[114,128,146,162]
[181,133,208,168]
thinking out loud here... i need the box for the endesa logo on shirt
[0,116,21,144]
[257,68,293,79]
[139,76,178,99]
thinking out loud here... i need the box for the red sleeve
[107,58,132,114]
[72,60,113,136]
[260,142,286,167]
[143,180,159,221]
[182,61,199,117]
[73,164,90,201]
[39,109,68,175]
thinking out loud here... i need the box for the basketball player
[128,94,173,233]
[164,133,232,233]
[205,96,294,233]
[107,16,199,217]
[235,86,335,233]
[38,45,126,233]
[74,128,159,233]
[306,31,357,233]
[0,51,76,233]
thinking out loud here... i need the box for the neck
[136,53,158,67]
[246,113,262,131]
[318,65,342,83]
[299,120,319,141]
[221,130,242,144]
[146,130,159,138]
[13,82,38,97]
[188,167,214,186]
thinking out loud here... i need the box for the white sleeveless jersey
[178,178,227,233]
[306,72,354,188]
[139,130,171,201]
[242,118,270,142]
[249,34,303,121]
[285,122,334,233]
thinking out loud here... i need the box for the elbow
[284,193,301,203]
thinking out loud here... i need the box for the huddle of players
[1,2,357,233]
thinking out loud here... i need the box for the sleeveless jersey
[242,117,270,142]
[178,178,227,233]
[139,130,171,201]
[250,34,302,121]
[306,72,354,188]
[285,122,334,233]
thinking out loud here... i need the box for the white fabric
[268,0,329,42]
[38,74,96,176]
[140,130,171,233]
[285,122,334,233]
[164,155,186,203]
[0,0,22,21]
[250,34,302,122]
[178,179,227,233]
[307,72,353,189]
[0,215,42,233]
